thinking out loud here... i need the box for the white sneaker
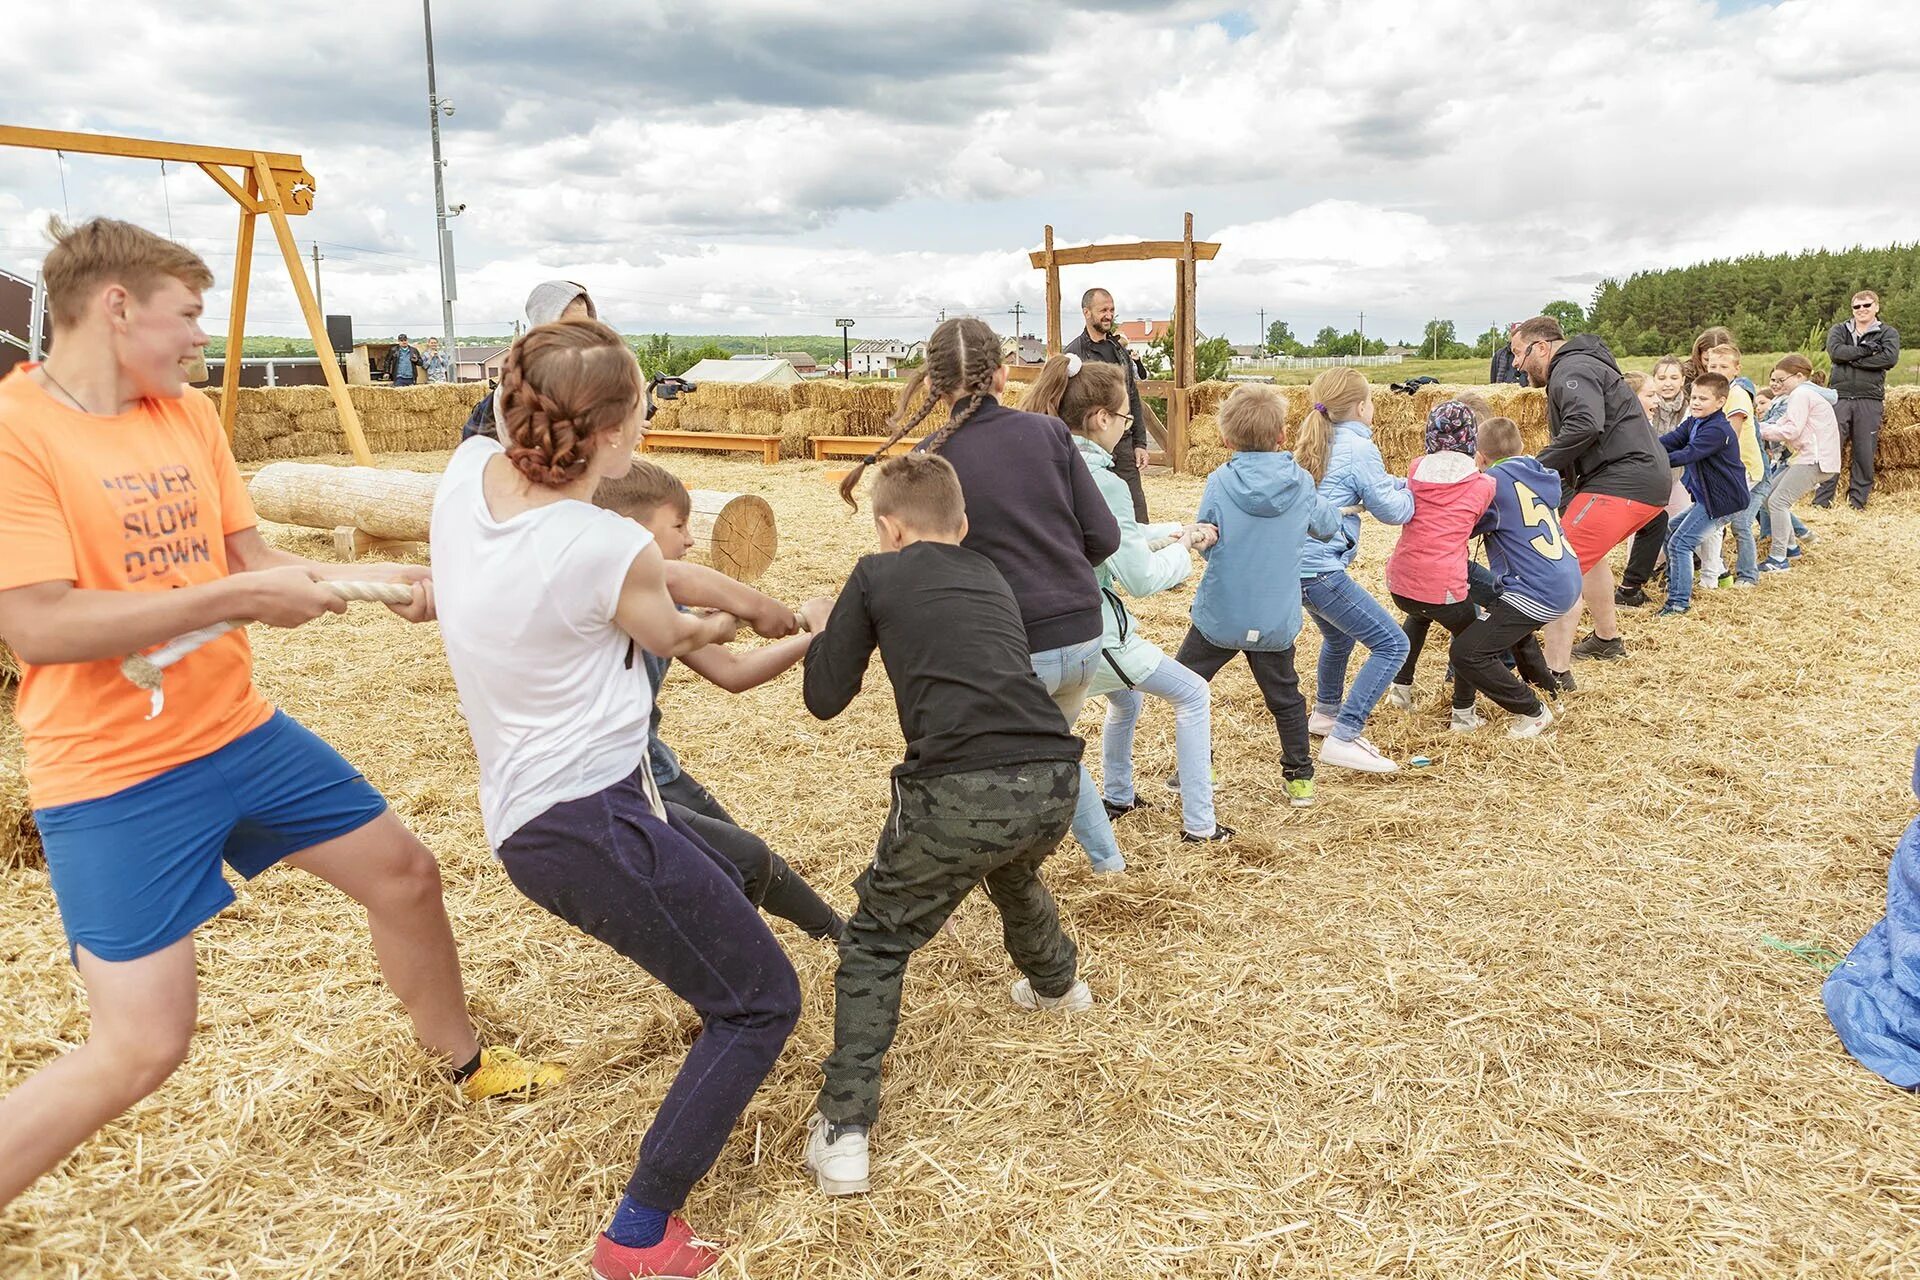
[1317,734,1399,773]
[1449,709,1486,733]
[1307,711,1338,737]
[1011,977,1094,1012]
[1385,683,1414,711]
[803,1113,871,1196]
[1508,706,1554,739]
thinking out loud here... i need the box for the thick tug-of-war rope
[122,581,419,719]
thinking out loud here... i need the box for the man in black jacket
[1510,317,1671,687]
[1815,289,1902,510]
[1488,323,1529,385]
[1065,288,1152,519]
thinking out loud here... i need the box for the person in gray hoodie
[1174,385,1343,807]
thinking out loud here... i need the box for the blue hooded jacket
[1824,744,1920,1089]
[1297,421,1415,577]
[1191,451,1343,652]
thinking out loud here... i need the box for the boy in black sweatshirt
[800,453,1090,1198]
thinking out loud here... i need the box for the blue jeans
[1664,504,1719,610]
[1730,486,1760,583]
[1030,638,1121,870]
[1302,570,1411,742]
[1103,656,1214,836]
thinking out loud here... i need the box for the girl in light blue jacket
[1295,368,1414,774]
[1030,354,1230,842]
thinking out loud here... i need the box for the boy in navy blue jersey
[1656,373,1750,616]
[1453,417,1585,737]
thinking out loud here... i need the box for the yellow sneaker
[460,1046,565,1101]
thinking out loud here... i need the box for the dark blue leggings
[500,766,800,1209]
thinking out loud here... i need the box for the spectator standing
[1815,290,1902,510]
[386,333,422,387]
[422,336,452,384]
[1488,324,1529,386]
[1066,289,1153,520]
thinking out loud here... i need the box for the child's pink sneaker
[591,1216,719,1280]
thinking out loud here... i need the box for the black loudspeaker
[325,314,354,355]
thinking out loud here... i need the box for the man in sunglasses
[1815,290,1901,511]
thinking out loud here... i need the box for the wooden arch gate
[1027,212,1219,472]
[0,125,373,464]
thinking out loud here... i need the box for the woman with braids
[1025,352,1231,843]
[837,317,1126,872]
[431,318,801,1280]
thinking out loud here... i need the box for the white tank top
[431,437,660,849]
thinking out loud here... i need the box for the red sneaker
[590,1216,719,1279]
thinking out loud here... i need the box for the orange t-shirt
[0,367,272,808]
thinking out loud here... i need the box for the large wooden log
[247,463,777,582]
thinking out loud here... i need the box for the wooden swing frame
[0,125,372,464]
[1024,212,1220,472]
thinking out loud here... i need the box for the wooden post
[1176,212,1198,471]
[1043,225,1062,356]
[219,171,257,441]
[252,153,372,466]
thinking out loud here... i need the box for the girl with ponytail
[1295,367,1415,774]
[1041,352,1232,842]
[846,321,1128,871]
[431,317,802,1277]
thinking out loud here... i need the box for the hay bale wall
[658,379,1920,489]
[204,384,486,464]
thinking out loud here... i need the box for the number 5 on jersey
[1512,482,1568,560]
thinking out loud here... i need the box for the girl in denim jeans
[1294,368,1414,773]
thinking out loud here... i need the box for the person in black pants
[1816,289,1901,510]
[1066,287,1152,520]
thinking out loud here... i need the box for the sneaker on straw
[461,1046,565,1102]
[1011,978,1094,1013]
[591,1216,720,1280]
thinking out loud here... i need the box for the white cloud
[3,0,1915,345]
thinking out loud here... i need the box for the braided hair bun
[497,318,644,487]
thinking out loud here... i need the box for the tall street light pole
[837,317,854,380]
[423,0,457,361]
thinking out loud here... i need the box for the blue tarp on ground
[1824,804,1920,1091]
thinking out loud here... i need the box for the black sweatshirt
[803,541,1082,779]
[1535,335,1672,508]
[920,396,1121,652]
[1065,330,1151,460]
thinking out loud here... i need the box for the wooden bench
[810,435,918,462]
[641,431,782,465]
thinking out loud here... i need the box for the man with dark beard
[1066,288,1151,519]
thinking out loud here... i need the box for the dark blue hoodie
[1660,410,1749,519]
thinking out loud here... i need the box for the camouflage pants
[817,760,1082,1126]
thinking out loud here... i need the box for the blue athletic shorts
[33,710,388,963]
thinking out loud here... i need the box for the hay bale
[0,640,16,684]
[1185,412,1231,476]
[1189,381,1233,416]
[0,699,36,871]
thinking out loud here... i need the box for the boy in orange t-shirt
[0,219,558,1214]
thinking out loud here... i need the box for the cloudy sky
[4,0,1916,347]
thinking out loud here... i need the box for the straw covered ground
[3,454,1920,1278]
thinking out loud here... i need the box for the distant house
[1227,344,1269,369]
[1117,318,1175,345]
[455,344,512,383]
[680,356,801,385]
[850,338,914,377]
[1003,335,1048,366]
[771,350,819,374]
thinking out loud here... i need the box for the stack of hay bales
[204,384,485,462]
[1,697,36,871]
[1864,386,1920,494]
[1182,382,1550,478]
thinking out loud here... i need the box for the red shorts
[1562,493,1662,573]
